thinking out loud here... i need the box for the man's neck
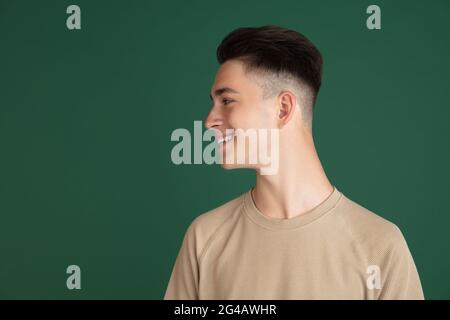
[252,130,334,220]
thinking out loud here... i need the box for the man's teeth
[218,134,234,144]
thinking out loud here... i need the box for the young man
[164,25,424,299]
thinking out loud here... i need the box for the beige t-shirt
[164,186,424,299]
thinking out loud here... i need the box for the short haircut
[216,25,323,127]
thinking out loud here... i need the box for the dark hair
[216,25,323,105]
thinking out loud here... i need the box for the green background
[0,0,449,299]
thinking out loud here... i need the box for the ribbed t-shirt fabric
[164,186,424,299]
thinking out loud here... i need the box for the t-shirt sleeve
[377,226,424,300]
[163,222,200,300]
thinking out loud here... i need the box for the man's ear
[277,91,296,127]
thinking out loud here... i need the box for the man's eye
[223,98,234,105]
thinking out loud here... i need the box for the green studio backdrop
[0,0,449,299]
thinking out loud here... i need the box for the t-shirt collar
[243,185,342,230]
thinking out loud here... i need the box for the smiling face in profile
[205,59,280,170]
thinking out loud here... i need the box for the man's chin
[220,162,256,171]
[220,163,236,170]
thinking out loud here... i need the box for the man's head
[205,25,323,171]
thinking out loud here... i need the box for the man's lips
[211,129,235,145]
[217,132,235,145]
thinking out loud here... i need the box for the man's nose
[204,106,223,129]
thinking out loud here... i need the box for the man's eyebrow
[209,87,240,100]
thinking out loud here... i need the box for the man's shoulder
[184,191,247,250]
[336,192,423,299]
[192,191,245,229]
[336,193,407,248]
